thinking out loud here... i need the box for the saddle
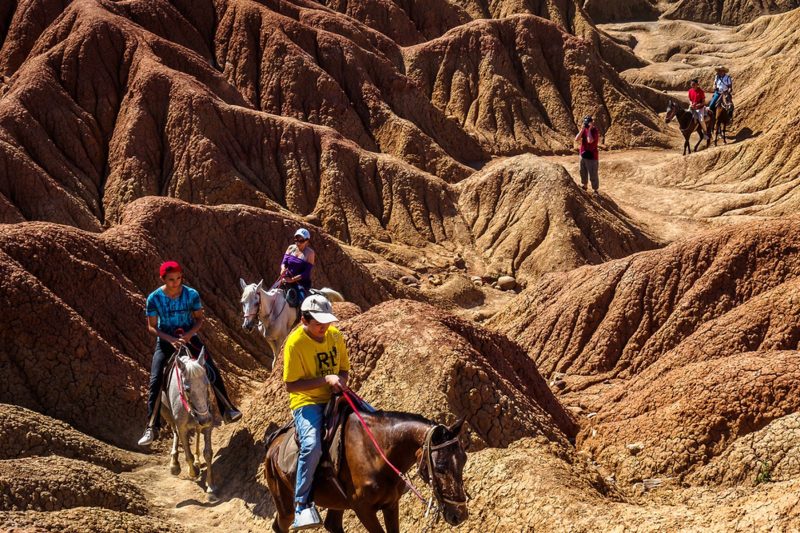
[266,393,369,495]
[283,285,321,322]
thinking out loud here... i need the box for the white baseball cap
[294,228,311,240]
[300,294,338,324]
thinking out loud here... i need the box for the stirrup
[291,505,322,530]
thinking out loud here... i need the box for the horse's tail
[318,287,345,303]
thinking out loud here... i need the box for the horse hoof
[206,485,217,494]
[170,464,181,476]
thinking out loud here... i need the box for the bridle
[174,346,211,422]
[665,102,676,123]
[242,286,262,322]
[420,425,469,520]
[242,285,290,328]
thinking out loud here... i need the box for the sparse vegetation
[755,460,773,485]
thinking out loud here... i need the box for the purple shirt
[282,249,313,289]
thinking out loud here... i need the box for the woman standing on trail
[279,228,316,306]
[138,261,242,447]
[575,115,602,194]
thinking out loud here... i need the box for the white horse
[239,278,344,369]
[160,348,217,494]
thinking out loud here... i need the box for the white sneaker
[137,427,156,447]
[291,505,322,530]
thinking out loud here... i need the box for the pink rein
[341,387,427,504]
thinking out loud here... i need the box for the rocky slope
[458,155,657,284]
[0,198,392,446]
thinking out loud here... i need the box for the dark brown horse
[666,100,715,155]
[713,91,733,145]
[264,411,469,532]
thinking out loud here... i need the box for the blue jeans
[709,91,721,110]
[292,403,325,508]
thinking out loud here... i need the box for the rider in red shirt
[688,79,708,135]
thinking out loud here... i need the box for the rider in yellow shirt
[283,294,349,529]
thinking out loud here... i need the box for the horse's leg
[323,509,345,533]
[265,447,296,533]
[683,137,689,156]
[353,506,386,533]
[268,339,278,370]
[170,429,181,476]
[178,427,198,479]
[693,130,703,152]
[203,428,216,493]
[272,513,292,533]
[194,429,203,470]
[382,503,400,533]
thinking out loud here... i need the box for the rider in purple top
[280,228,316,304]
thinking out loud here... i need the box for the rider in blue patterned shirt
[138,261,242,446]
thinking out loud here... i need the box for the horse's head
[176,350,214,429]
[239,278,264,332]
[419,419,469,526]
[722,90,733,107]
[665,100,677,123]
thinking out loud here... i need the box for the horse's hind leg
[324,509,345,533]
[170,430,181,476]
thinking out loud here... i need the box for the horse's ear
[239,278,247,291]
[197,347,206,368]
[447,418,466,436]
[256,279,264,291]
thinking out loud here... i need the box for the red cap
[159,261,182,277]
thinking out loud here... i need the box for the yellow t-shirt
[283,325,351,410]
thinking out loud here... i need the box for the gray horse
[160,347,217,494]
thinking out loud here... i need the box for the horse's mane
[181,357,207,379]
[366,410,433,425]
[240,283,258,303]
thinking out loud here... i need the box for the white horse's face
[239,279,263,332]
[178,354,214,429]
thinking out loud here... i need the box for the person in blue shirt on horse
[279,228,316,307]
[138,261,242,446]
[708,65,733,119]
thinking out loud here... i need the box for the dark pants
[146,336,233,430]
[580,157,599,191]
[285,282,309,307]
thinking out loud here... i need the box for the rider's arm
[146,315,180,344]
[587,128,595,144]
[180,309,204,340]
[336,333,350,389]
[285,376,329,392]
[285,374,347,392]
[288,250,314,283]
[280,245,295,275]
[574,130,583,142]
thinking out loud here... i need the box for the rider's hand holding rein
[325,373,347,392]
